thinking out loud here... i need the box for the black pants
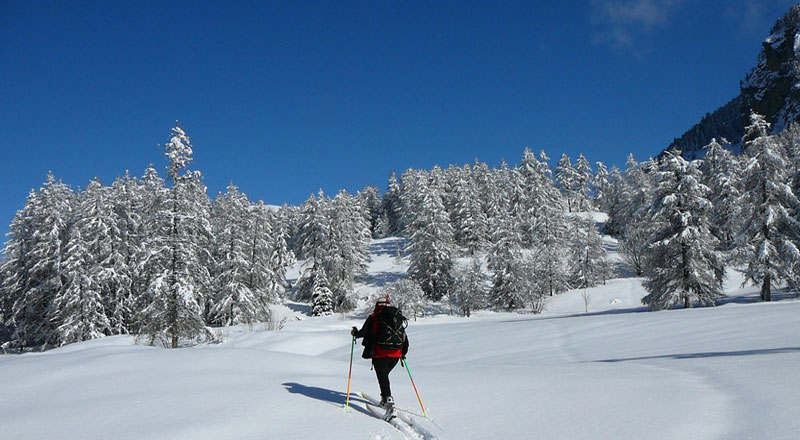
[372,357,400,399]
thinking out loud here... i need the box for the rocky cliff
[665,4,800,158]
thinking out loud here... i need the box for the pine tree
[699,138,741,251]
[293,191,331,301]
[77,179,131,336]
[406,180,455,300]
[0,191,37,348]
[488,213,526,310]
[734,113,800,301]
[452,257,487,317]
[555,154,579,212]
[140,125,213,347]
[209,183,267,325]
[109,172,145,333]
[525,151,570,296]
[383,171,403,235]
[452,168,487,254]
[642,152,725,310]
[266,206,294,302]
[329,190,370,311]
[567,217,610,288]
[311,266,334,316]
[593,161,610,212]
[574,154,594,211]
[357,185,383,238]
[54,226,110,344]
[602,165,628,236]
[10,173,75,347]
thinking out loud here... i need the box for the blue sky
[0,0,796,238]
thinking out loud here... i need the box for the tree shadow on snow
[286,303,312,315]
[592,347,800,363]
[282,382,371,416]
[717,291,799,305]
[364,271,405,288]
[498,306,649,324]
[369,239,408,257]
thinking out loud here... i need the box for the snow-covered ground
[2,233,800,439]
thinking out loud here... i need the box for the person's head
[374,295,390,312]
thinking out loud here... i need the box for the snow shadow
[718,291,800,305]
[498,306,649,324]
[364,271,405,287]
[593,347,800,363]
[282,382,371,416]
[369,239,407,257]
[286,303,312,315]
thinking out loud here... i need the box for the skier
[351,296,409,419]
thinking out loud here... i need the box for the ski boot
[381,396,396,421]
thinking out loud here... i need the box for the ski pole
[401,357,427,418]
[345,335,355,413]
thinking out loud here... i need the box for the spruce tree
[406,180,455,300]
[210,183,266,325]
[642,153,725,310]
[11,173,75,347]
[734,113,800,301]
[452,257,487,317]
[311,266,334,316]
[699,138,741,251]
[54,226,110,344]
[140,126,213,347]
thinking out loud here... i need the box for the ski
[357,392,438,439]
[358,392,422,439]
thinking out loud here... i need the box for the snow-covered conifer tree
[555,153,580,212]
[293,191,331,301]
[699,138,741,251]
[140,126,213,347]
[452,168,488,254]
[406,179,455,300]
[488,214,526,310]
[209,183,266,325]
[266,206,294,302]
[567,217,610,288]
[54,226,110,344]
[310,266,334,316]
[0,191,37,348]
[642,152,725,310]
[328,190,370,310]
[357,185,383,238]
[574,154,594,211]
[452,257,487,317]
[602,165,628,236]
[734,113,800,301]
[9,173,75,347]
[109,172,146,332]
[524,151,570,296]
[76,179,131,336]
[383,171,403,235]
[593,161,610,212]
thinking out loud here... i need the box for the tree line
[4,112,800,349]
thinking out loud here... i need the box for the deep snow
[2,233,799,439]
